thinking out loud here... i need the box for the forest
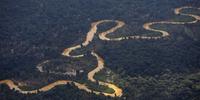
[0,0,200,100]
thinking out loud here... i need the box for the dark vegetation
[1,0,200,100]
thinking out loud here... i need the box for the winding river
[0,6,200,97]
